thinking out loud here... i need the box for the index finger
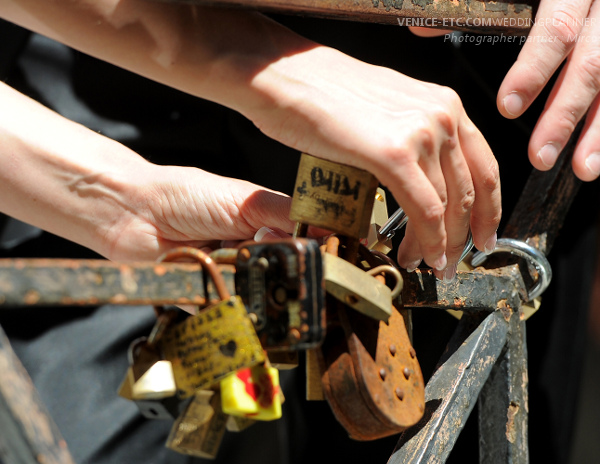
[497,0,591,118]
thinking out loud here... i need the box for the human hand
[497,0,600,181]
[99,164,296,262]
[247,47,501,279]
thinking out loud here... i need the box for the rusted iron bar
[165,0,536,34]
[478,315,528,463]
[400,265,526,313]
[0,259,235,307]
[388,310,512,463]
[0,324,75,464]
[502,123,583,255]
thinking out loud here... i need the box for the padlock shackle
[157,246,232,300]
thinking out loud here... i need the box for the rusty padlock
[235,238,325,351]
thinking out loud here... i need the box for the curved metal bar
[470,238,552,301]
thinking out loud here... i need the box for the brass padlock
[166,389,228,459]
[235,238,325,351]
[157,248,265,398]
[290,153,379,239]
[323,253,402,321]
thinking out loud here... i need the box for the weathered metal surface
[400,265,526,313]
[503,130,582,256]
[164,0,536,34]
[318,235,424,440]
[0,324,75,464]
[0,259,235,307]
[478,316,529,463]
[389,310,511,463]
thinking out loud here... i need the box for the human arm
[0,81,294,261]
[0,0,501,276]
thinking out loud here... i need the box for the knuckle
[544,8,582,44]
[421,203,445,226]
[577,51,600,94]
[479,158,500,193]
[457,187,476,214]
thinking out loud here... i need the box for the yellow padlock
[156,247,266,398]
[220,363,282,421]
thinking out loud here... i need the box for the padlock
[235,238,325,351]
[323,252,402,321]
[364,188,393,255]
[166,389,228,459]
[157,248,265,398]
[226,414,255,432]
[127,313,179,401]
[220,363,282,421]
[122,334,185,420]
[290,153,379,239]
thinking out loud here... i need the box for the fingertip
[573,151,600,182]
[585,152,600,178]
[500,91,526,119]
[254,226,290,242]
[529,142,558,172]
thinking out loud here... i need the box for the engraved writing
[310,167,361,200]
[159,296,264,397]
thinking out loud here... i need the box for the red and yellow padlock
[220,362,282,421]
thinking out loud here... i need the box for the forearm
[0,82,152,256]
[0,0,317,119]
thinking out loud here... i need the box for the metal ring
[458,231,474,265]
[379,207,473,266]
[470,238,552,301]
[157,246,231,300]
[366,265,403,299]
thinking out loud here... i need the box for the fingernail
[503,92,524,117]
[442,264,457,283]
[405,259,422,273]
[585,152,600,176]
[254,226,288,241]
[537,144,559,168]
[484,232,497,255]
[432,253,447,271]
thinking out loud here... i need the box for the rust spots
[506,401,520,443]
[239,248,251,262]
[497,299,513,321]
[453,297,466,307]
[110,294,128,304]
[154,264,167,276]
[24,290,40,305]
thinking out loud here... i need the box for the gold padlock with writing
[290,153,379,238]
[157,247,266,398]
